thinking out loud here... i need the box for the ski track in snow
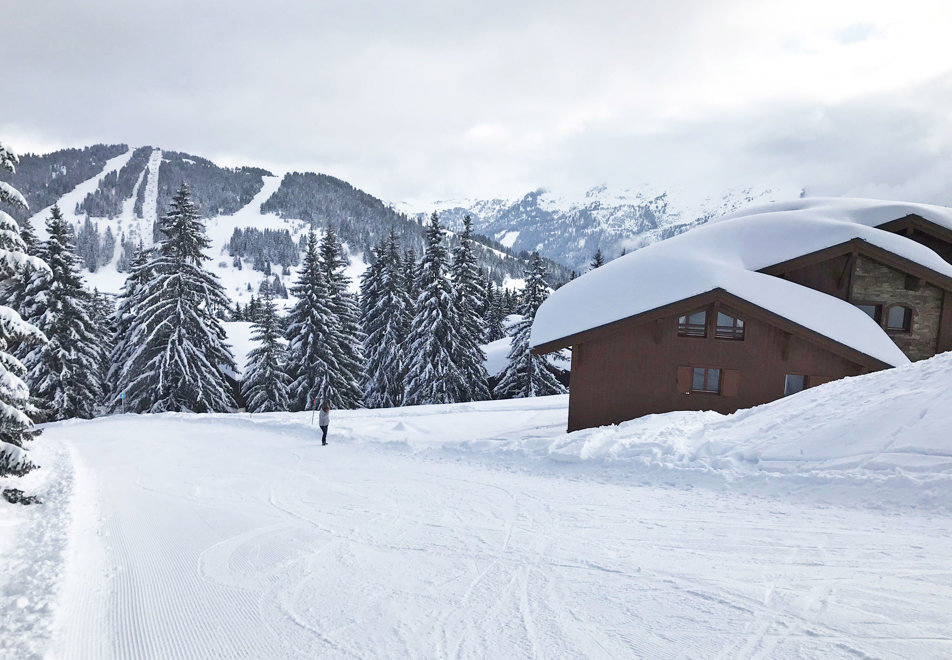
[29,149,135,242]
[3,405,944,660]
[140,148,162,248]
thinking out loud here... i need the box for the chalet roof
[530,198,952,367]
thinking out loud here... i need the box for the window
[678,310,707,337]
[854,303,882,323]
[714,312,745,340]
[692,367,721,393]
[885,305,912,332]
[678,366,739,396]
[784,374,806,396]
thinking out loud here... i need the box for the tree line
[0,171,566,483]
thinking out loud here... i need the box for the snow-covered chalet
[530,198,952,431]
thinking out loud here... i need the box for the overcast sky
[4,0,952,207]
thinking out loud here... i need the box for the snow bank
[540,351,952,508]
[0,437,76,658]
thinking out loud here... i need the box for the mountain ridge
[400,183,805,272]
[3,144,574,306]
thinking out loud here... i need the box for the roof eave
[532,287,897,371]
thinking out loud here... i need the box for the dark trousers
[320,425,328,444]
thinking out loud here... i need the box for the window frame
[853,301,883,324]
[884,304,913,332]
[784,373,806,397]
[677,308,709,338]
[691,366,721,394]
[714,311,745,341]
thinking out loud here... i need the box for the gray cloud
[3,1,951,206]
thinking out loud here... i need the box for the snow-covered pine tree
[494,252,566,399]
[483,279,507,342]
[107,244,152,411]
[317,226,364,408]
[403,246,420,306]
[360,229,411,408]
[0,142,48,477]
[242,290,291,413]
[246,295,260,323]
[450,215,490,401]
[403,213,469,405]
[2,217,39,322]
[87,289,115,391]
[21,206,104,420]
[121,184,236,413]
[285,230,342,411]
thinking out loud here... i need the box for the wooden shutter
[721,369,740,397]
[677,366,692,394]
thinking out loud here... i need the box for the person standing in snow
[319,405,330,445]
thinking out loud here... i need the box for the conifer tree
[450,215,490,400]
[21,206,104,420]
[403,246,420,306]
[403,213,469,405]
[3,218,39,325]
[285,230,340,410]
[494,253,566,399]
[317,226,364,408]
[483,280,507,342]
[0,142,48,476]
[107,245,152,411]
[242,290,291,413]
[87,289,115,389]
[360,230,411,408]
[120,184,236,413]
[2,214,42,390]
[247,295,260,322]
[590,248,605,270]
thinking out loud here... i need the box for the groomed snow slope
[1,353,951,658]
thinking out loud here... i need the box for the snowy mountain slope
[408,184,804,272]
[6,145,554,304]
[2,352,951,658]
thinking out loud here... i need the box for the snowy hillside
[18,148,358,307]
[6,145,558,306]
[2,352,951,657]
[404,183,804,272]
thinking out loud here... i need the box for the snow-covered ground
[2,354,952,658]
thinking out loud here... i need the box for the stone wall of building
[850,256,943,360]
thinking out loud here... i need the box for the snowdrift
[315,351,951,509]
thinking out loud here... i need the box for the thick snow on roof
[531,198,952,366]
[676,198,952,278]
[719,196,952,234]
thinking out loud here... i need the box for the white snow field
[3,355,952,659]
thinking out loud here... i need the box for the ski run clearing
[3,354,952,659]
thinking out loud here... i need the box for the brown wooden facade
[535,289,890,432]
